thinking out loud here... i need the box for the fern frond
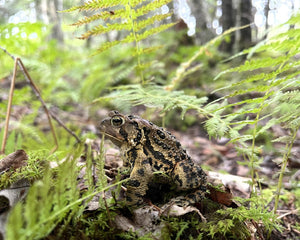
[226,87,269,98]
[135,12,173,32]
[222,55,290,74]
[66,0,175,60]
[272,135,294,144]
[274,89,300,104]
[255,118,278,137]
[86,18,175,43]
[63,0,128,12]
[205,117,228,138]
[12,120,44,144]
[94,33,133,54]
[235,145,262,159]
[72,9,126,26]
[139,45,163,54]
[136,22,176,42]
[80,12,171,39]
[79,22,132,39]
[94,84,208,118]
[210,14,300,201]
[135,0,172,18]
[66,0,175,83]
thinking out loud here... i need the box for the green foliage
[209,15,300,210]
[6,143,126,239]
[79,46,137,102]
[1,1,299,238]
[167,26,247,91]
[65,0,173,53]
[0,22,86,110]
[6,148,83,239]
[94,14,300,234]
[200,204,279,239]
[65,0,175,83]
[0,22,92,153]
[95,84,208,119]
[0,22,48,57]
[0,129,22,155]
[0,150,47,189]
[160,203,262,240]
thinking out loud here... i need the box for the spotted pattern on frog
[98,110,207,206]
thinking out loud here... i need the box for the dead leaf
[161,204,206,222]
[208,171,251,196]
[0,149,28,172]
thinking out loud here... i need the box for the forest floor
[0,77,300,239]
[42,105,300,239]
[92,108,300,240]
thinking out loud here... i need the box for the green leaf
[94,84,208,117]
[135,0,172,18]
[63,0,128,12]
[72,9,126,26]
[136,22,176,42]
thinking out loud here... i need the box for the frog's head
[98,110,148,148]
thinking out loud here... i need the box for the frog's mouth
[99,118,124,147]
[99,130,123,148]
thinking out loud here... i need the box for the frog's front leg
[125,159,152,206]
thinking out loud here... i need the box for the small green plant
[6,148,83,240]
[93,13,300,235]
[5,142,126,239]
[211,15,300,213]
[0,150,48,189]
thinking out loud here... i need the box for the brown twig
[1,57,18,154]
[17,59,59,153]
[19,59,81,144]
[277,209,299,219]
[0,46,14,59]
[49,112,81,143]
[104,170,127,191]
[0,46,81,154]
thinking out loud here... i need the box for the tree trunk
[239,0,253,50]
[47,0,64,44]
[190,0,216,44]
[34,0,43,22]
[264,0,270,34]
[219,0,235,53]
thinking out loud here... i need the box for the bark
[264,0,270,33]
[47,0,64,44]
[220,0,235,53]
[190,0,216,44]
[34,0,43,22]
[239,0,253,50]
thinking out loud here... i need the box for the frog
[98,110,207,207]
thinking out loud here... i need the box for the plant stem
[273,127,298,214]
[248,58,288,198]
[249,116,258,195]
[127,2,144,84]
[25,178,128,238]
[1,57,18,154]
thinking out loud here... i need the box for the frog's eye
[111,116,125,127]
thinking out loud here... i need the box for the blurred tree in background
[1,0,299,129]
[1,0,299,125]
[1,0,297,54]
